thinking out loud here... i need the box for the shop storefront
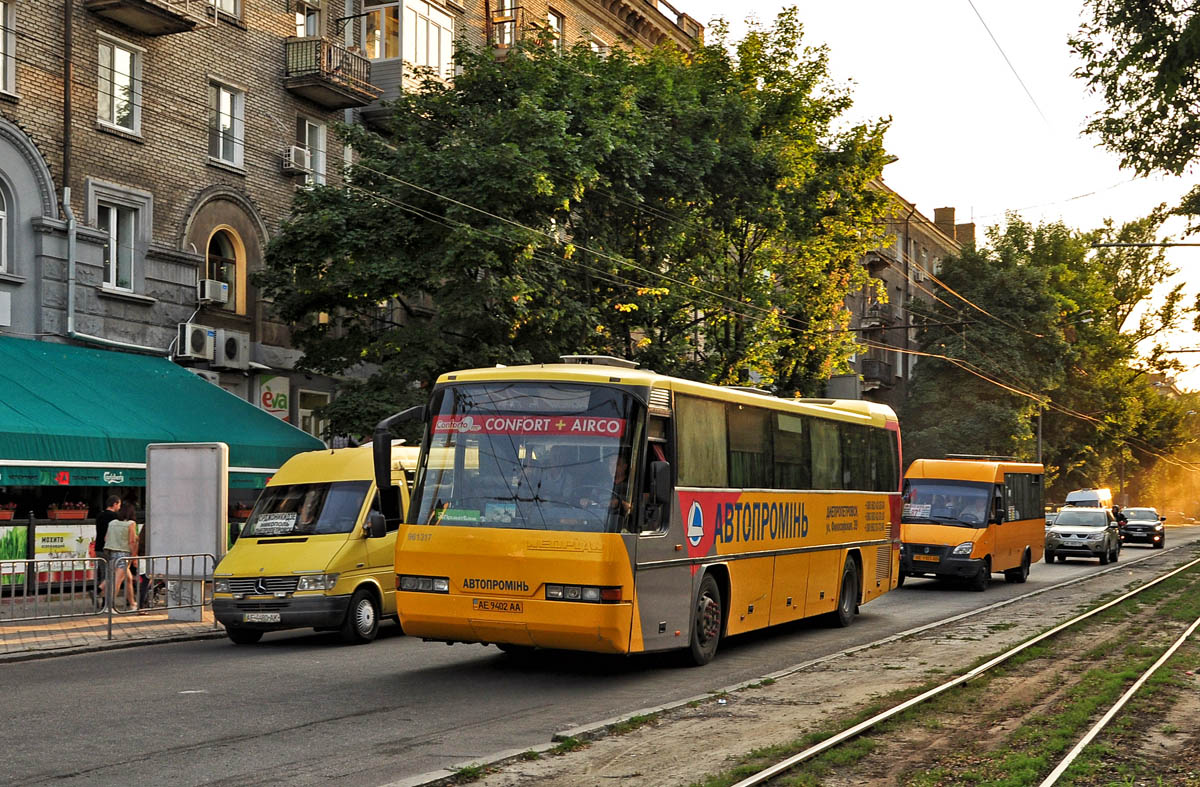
[0,337,324,568]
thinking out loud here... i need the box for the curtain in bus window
[869,428,899,492]
[727,405,771,488]
[676,396,728,487]
[809,418,841,489]
[773,413,811,489]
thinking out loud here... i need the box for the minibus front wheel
[226,626,263,645]
[341,587,381,645]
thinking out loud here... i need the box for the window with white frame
[588,35,610,56]
[0,1,14,94]
[365,2,401,60]
[296,116,326,185]
[97,201,136,291]
[211,0,239,17]
[208,82,244,167]
[295,1,320,37]
[98,36,142,133]
[404,0,454,79]
[546,9,565,51]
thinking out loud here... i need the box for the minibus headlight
[296,573,339,591]
[952,542,974,556]
[214,579,230,594]
[397,574,450,593]
[544,584,622,603]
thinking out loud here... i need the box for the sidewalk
[0,607,225,662]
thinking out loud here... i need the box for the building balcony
[862,301,896,328]
[861,358,894,385]
[82,0,207,35]
[489,7,532,57]
[283,38,382,110]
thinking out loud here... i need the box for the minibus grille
[907,544,951,559]
[233,602,289,611]
[228,577,300,594]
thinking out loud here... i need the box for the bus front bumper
[398,593,634,654]
[900,551,985,579]
[214,595,350,630]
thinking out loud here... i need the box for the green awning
[0,336,324,479]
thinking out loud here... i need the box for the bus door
[632,418,693,653]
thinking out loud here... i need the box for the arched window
[0,188,7,274]
[207,228,239,313]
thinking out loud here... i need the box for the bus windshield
[902,479,992,527]
[412,382,640,533]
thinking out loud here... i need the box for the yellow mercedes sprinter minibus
[900,457,1044,591]
[213,443,416,645]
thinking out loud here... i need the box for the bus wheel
[340,587,380,645]
[969,559,990,592]
[1005,551,1030,584]
[831,559,859,627]
[687,574,722,666]
[226,626,263,645]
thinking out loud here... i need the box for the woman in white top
[103,502,138,611]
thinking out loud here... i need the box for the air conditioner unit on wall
[198,278,229,304]
[177,322,216,361]
[281,145,311,175]
[213,328,251,370]
[189,368,221,385]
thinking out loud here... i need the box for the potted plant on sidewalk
[0,502,16,521]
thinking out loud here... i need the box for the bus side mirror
[650,461,671,506]
[374,406,425,524]
[366,511,387,539]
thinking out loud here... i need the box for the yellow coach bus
[899,457,1044,591]
[372,357,902,665]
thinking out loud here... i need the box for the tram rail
[731,549,1200,787]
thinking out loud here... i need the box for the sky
[681,0,1200,390]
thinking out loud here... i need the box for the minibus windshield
[243,481,371,536]
[902,480,992,527]
[412,382,640,533]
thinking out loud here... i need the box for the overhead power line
[964,0,1048,124]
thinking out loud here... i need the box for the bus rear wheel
[830,559,859,628]
[686,574,722,666]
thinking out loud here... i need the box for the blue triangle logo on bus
[687,500,704,547]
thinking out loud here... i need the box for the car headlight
[296,573,339,591]
[952,542,973,556]
[1089,533,1105,540]
[214,579,230,593]
[1155,524,1164,531]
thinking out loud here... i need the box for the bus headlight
[545,584,622,603]
[296,573,339,591]
[398,574,449,593]
[952,542,974,556]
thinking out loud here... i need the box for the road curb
[0,628,226,664]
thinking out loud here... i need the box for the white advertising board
[146,442,228,572]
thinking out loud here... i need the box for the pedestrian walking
[94,495,121,608]
[103,502,138,612]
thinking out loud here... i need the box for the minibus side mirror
[366,511,387,539]
[373,406,425,524]
[991,499,1005,525]
[650,461,671,506]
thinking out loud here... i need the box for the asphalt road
[4,527,1199,786]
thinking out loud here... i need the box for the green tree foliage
[256,10,890,437]
[902,213,1193,499]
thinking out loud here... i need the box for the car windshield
[412,382,640,533]
[1052,509,1107,527]
[1123,508,1156,519]
[902,480,992,527]
[242,481,371,536]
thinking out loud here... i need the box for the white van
[1064,488,1113,509]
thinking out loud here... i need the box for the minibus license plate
[473,599,523,614]
[912,554,939,562]
[243,612,280,623]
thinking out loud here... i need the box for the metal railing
[489,6,527,48]
[861,357,894,383]
[0,554,216,636]
[284,37,376,95]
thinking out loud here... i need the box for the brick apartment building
[825,182,975,413]
[0,0,701,444]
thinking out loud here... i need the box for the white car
[1045,507,1121,564]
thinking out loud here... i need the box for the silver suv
[1045,506,1121,564]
